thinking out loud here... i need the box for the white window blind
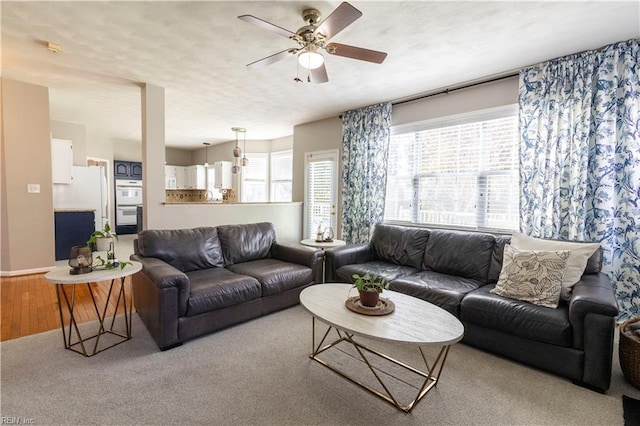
[305,157,336,239]
[241,153,268,202]
[385,110,519,232]
[270,150,292,202]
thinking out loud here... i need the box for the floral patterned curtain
[341,102,392,243]
[519,39,640,321]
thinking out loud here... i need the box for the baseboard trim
[0,266,57,277]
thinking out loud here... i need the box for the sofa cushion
[185,268,261,317]
[487,235,511,283]
[491,245,569,309]
[137,227,224,272]
[390,271,485,316]
[461,285,573,347]
[511,232,601,301]
[371,224,430,269]
[422,230,495,283]
[227,258,313,297]
[217,222,276,266]
[335,261,420,284]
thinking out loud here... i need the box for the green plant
[352,273,388,293]
[86,222,118,247]
[93,255,132,271]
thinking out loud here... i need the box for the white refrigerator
[53,166,108,232]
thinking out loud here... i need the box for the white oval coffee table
[299,283,464,412]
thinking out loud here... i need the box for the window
[270,150,292,202]
[385,107,519,232]
[241,153,268,202]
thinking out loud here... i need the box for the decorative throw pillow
[491,245,569,308]
[511,232,600,301]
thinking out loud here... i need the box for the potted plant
[87,222,118,252]
[352,273,389,307]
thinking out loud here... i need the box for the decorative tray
[345,296,395,316]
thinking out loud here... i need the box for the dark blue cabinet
[54,211,95,261]
[114,160,142,180]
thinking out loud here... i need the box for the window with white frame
[241,153,269,202]
[270,150,292,202]
[385,106,519,232]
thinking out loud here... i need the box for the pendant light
[231,127,246,174]
[242,130,249,167]
[203,142,211,168]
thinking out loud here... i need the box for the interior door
[304,150,339,240]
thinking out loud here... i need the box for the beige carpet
[1,305,638,425]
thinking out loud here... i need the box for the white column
[141,84,166,230]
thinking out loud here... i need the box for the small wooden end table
[44,261,142,357]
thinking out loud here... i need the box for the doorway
[304,149,339,240]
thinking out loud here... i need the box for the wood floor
[1,272,133,342]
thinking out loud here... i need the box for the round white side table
[44,261,142,357]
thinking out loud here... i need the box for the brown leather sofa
[325,223,619,392]
[131,222,323,350]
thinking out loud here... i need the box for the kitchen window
[384,106,519,232]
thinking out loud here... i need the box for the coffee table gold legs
[309,317,452,413]
[54,277,132,357]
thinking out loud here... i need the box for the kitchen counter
[54,208,96,212]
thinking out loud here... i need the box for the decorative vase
[359,290,380,307]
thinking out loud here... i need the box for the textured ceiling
[2,1,639,149]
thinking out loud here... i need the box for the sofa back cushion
[137,227,224,272]
[371,224,430,269]
[487,235,512,283]
[423,230,495,283]
[217,222,276,266]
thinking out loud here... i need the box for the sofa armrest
[271,243,324,283]
[324,243,374,282]
[130,254,190,349]
[569,273,619,349]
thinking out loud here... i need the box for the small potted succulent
[352,273,389,307]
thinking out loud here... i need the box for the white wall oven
[115,179,143,229]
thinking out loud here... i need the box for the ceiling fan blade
[314,2,362,40]
[247,49,296,69]
[326,42,387,64]
[238,15,295,39]
[310,63,329,84]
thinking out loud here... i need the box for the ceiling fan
[238,2,387,83]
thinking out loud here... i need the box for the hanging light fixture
[203,142,211,168]
[242,130,248,167]
[231,127,246,174]
[298,46,324,70]
[232,128,242,158]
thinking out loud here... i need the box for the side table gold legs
[54,277,132,357]
[309,317,452,413]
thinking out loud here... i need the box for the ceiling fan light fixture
[298,50,324,69]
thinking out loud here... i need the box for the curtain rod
[391,72,519,107]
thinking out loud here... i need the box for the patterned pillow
[511,232,600,301]
[491,244,570,308]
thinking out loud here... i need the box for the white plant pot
[95,237,114,252]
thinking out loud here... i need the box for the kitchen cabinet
[51,138,73,184]
[165,165,186,189]
[213,161,232,189]
[184,165,206,189]
[114,160,142,180]
[54,211,95,260]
